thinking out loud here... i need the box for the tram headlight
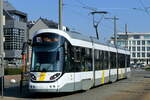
[30,73,36,81]
[50,73,60,80]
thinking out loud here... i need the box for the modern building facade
[110,32,150,65]
[3,1,27,65]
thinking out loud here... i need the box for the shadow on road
[0,85,85,99]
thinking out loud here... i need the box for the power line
[138,0,150,16]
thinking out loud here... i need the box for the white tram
[29,29,131,92]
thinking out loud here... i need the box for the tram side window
[74,47,81,72]
[118,53,121,68]
[118,54,125,68]
[95,50,100,70]
[63,42,74,72]
[84,48,92,71]
[99,50,103,70]
[122,54,125,68]
[127,55,130,67]
[103,51,109,70]
[81,48,86,71]
[110,52,116,69]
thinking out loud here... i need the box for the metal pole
[114,16,117,46]
[59,0,63,30]
[105,16,119,45]
[0,0,4,98]
[125,24,128,48]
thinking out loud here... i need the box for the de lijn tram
[29,29,131,92]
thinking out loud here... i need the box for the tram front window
[31,51,62,72]
[31,33,63,72]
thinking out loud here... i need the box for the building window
[142,47,145,51]
[137,41,140,45]
[137,53,140,57]
[133,35,140,39]
[147,53,150,57]
[147,47,150,51]
[117,40,126,46]
[147,40,150,45]
[132,41,136,45]
[132,53,136,57]
[144,35,150,39]
[4,28,25,50]
[128,47,131,51]
[137,47,140,51]
[129,41,131,45]
[132,47,136,51]
[142,53,145,57]
[142,40,145,45]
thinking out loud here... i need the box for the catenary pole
[105,16,119,45]
[59,0,63,30]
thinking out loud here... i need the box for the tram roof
[67,31,128,50]
[34,29,130,54]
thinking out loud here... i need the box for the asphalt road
[1,69,150,100]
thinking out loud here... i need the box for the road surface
[0,70,150,100]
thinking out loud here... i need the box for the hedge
[4,68,22,75]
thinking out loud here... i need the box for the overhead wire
[138,0,150,16]
[64,0,128,36]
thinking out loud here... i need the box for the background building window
[132,53,136,57]
[147,47,150,51]
[137,53,140,57]
[142,40,145,45]
[133,35,140,39]
[137,47,140,51]
[144,35,150,39]
[147,40,150,45]
[132,41,136,45]
[142,53,145,57]
[132,47,136,51]
[147,53,150,57]
[137,41,140,45]
[142,47,145,51]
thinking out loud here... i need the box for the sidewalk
[0,75,28,100]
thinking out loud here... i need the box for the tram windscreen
[31,51,61,72]
[31,33,63,72]
[32,33,59,48]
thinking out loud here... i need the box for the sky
[6,0,150,42]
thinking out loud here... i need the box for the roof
[3,1,27,21]
[40,18,58,29]
[3,1,16,11]
[8,10,27,17]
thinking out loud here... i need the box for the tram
[29,29,131,92]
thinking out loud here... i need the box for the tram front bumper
[29,82,58,92]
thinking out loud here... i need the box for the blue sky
[7,0,150,41]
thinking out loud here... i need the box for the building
[110,32,150,65]
[3,1,27,65]
[28,18,69,39]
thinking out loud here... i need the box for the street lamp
[90,11,108,40]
